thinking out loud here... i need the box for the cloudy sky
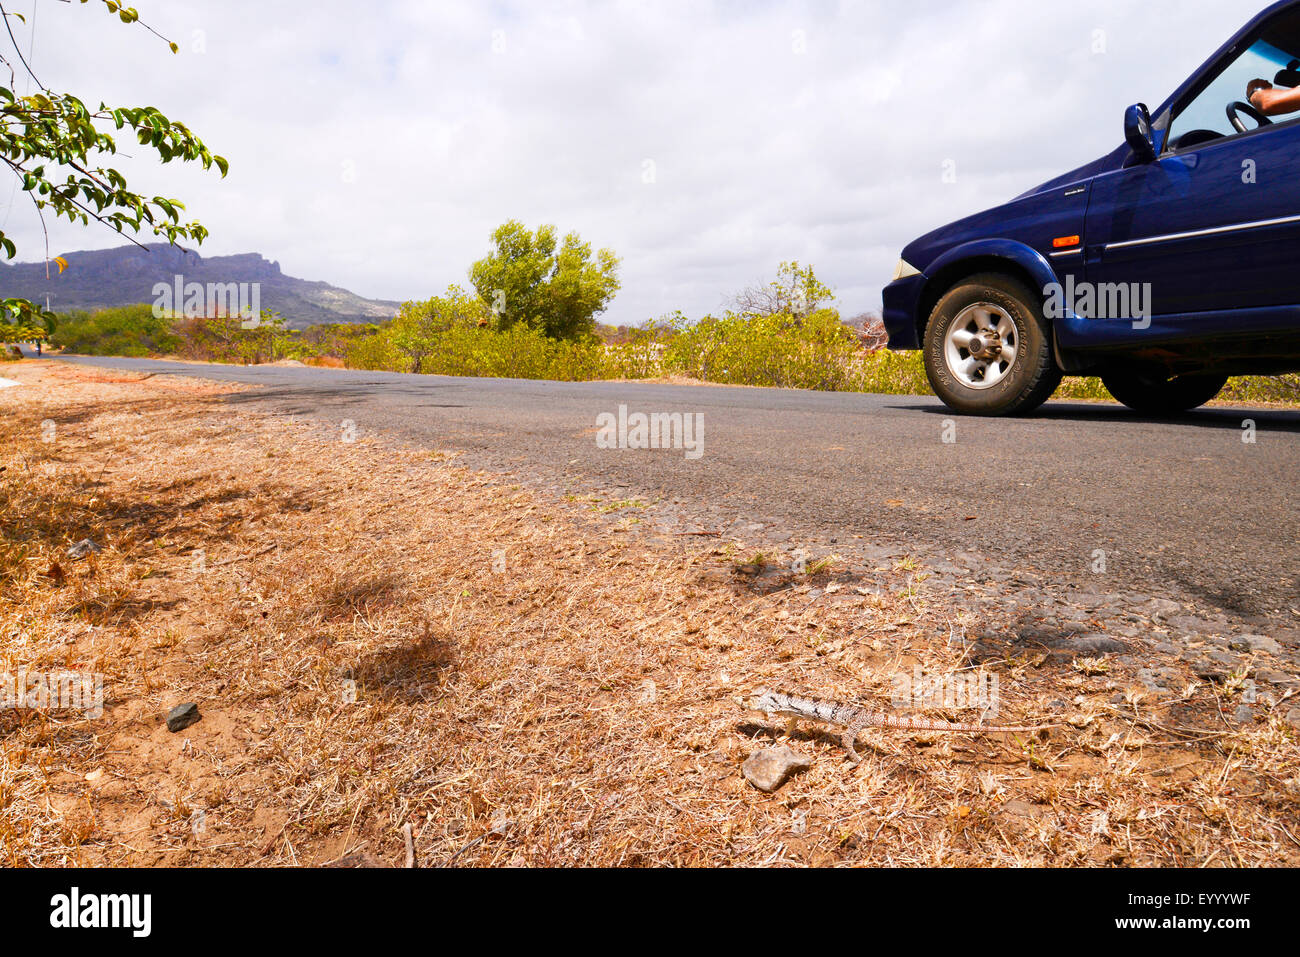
[0,0,1272,323]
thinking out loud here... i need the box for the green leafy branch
[0,1,226,337]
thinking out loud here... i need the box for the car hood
[899,147,1124,275]
[1014,144,1128,200]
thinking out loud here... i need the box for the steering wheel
[1227,100,1273,133]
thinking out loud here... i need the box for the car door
[1084,118,1300,319]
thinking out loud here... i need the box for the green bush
[50,306,388,366]
[344,328,403,371]
[1221,374,1300,404]
[845,349,931,395]
[349,319,615,381]
[51,304,179,357]
[662,309,863,390]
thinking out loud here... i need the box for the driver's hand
[1248,78,1274,105]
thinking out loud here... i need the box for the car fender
[916,239,1093,371]
[919,238,1086,355]
[921,239,1066,316]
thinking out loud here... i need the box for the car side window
[1168,21,1300,151]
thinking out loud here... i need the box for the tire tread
[923,273,1061,417]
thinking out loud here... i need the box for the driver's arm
[1249,79,1300,116]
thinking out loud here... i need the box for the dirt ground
[1,360,1297,867]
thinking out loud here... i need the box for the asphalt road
[41,355,1300,624]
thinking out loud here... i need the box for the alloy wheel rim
[944,303,1020,390]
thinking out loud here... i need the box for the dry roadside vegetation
[2,361,1298,867]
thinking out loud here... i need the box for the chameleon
[741,688,1053,765]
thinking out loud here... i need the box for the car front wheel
[1101,371,1228,415]
[923,273,1062,416]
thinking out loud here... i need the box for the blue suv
[883,1,1300,415]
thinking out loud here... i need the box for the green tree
[469,221,620,341]
[232,310,289,365]
[732,261,834,318]
[1,1,226,340]
[389,284,489,374]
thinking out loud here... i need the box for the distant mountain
[0,244,400,329]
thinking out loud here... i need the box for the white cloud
[0,0,1270,323]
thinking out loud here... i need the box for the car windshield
[1170,13,1300,144]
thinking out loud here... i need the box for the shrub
[846,349,931,395]
[347,320,615,381]
[1221,374,1300,404]
[662,309,863,391]
[51,304,179,357]
[387,286,490,374]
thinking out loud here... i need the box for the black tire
[1101,371,1228,415]
[923,273,1062,416]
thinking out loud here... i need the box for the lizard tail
[872,714,1050,734]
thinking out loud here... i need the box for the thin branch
[0,153,150,250]
[129,12,176,50]
[2,156,50,264]
[0,2,42,89]
[64,158,113,193]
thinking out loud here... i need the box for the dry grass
[2,360,1298,867]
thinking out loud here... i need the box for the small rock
[862,545,904,561]
[1286,706,1300,729]
[1256,668,1299,688]
[1233,634,1282,655]
[1233,705,1255,725]
[1209,651,1245,671]
[66,539,101,561]
[1052,633,1129,655]
[1070,593,1110,611]
[1136,668,1172,693]
[1141,598,1182,619]
[743,745,814,793]
[1273,627,1300,647]
[165,703,201,733]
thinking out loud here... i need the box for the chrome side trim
[1106,213,1300,251]
[1049,249,1082,259]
